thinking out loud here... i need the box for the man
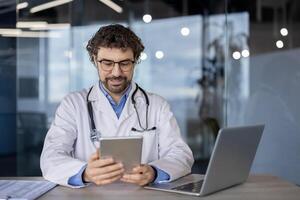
[40,24,194,188]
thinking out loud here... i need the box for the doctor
[40,24,194,188]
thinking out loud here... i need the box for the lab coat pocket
[131,130,158,164]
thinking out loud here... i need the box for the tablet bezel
[99,136,143,172]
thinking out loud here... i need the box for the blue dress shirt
[99,82,131,118]
[68,82,170,186]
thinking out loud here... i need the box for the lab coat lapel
[118,82,146,126]
[117,82,137,124]
[87,82,118,122]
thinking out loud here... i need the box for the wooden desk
[3,175,300,200]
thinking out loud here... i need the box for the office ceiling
[0,0,225,26]
[1,0,300,26]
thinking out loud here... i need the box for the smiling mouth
[108,77,125,86]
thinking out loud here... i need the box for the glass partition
[16,1,73,175]
[226,0,300,185]
[13,0,228,175]
[0,0,17,176]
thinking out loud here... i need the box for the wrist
[82,169,90,183]
[149,165,157,183]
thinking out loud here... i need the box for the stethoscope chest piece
[90,129,101,148]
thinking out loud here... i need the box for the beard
[102,76,130,95]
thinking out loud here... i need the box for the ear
[92,55,97,67]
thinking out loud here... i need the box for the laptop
[144,124,264,196]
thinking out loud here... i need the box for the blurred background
[0,0,299,186]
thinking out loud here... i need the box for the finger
[90,157,115,168]
[89,152,99,162]
[132,166,142,173]
[121,176,148,186]
[97,148,100,159]
[95,174,122,186]
[94,168,124,181]
[133,165,147,174]
[139,180,149,186]
[120,177,138,184]
[90,163,123,176]
[122,173,144,182]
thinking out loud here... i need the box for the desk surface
[2,175,300,200]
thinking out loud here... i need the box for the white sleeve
[40,96,87,188]
[149,101,194,181]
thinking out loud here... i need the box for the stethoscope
[87,83,156,145]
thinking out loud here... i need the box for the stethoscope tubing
[87,83,156,144]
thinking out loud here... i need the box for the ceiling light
[143,14,152,23]
[1,31,60,38]
[30,0,73,13]
[17,2,28,10]
[280,28,288,36]
[64,50,73,58]
[17,22,70,31]
[0,28,22,35]
[241,49,250,57]
[30,23,71,30]
[155,51,164,59]
[232,51,241,60]
[140,52,147,61]
[180,27,190,36]
[99,0,123,13]
[276,40,284,48]
[16,21,48,29]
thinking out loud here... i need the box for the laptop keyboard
[172,180,204,193]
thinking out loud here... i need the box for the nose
[111,63,122,76]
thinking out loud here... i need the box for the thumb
[133,165,145,174]
[89,151,98,162]
[97,148,101,159]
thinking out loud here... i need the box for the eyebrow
[98,58,134,62]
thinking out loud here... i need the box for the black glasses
[97,59,135,72]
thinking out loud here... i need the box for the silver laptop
[144,124,264,196]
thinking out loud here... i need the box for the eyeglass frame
[96,58,135,72]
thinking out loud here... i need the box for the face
[95,47,135,96]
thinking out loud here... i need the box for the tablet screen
[99,136,143,172]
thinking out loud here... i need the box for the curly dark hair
[86,24,145,64]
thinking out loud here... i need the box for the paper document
[0,180,56,200]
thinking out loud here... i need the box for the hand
[120,164,155,186]
[83,149,124,186]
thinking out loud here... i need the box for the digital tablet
[99,136,143,172]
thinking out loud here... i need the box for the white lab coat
[40,82,194,188]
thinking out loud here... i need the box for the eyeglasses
[97,59,135,72]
